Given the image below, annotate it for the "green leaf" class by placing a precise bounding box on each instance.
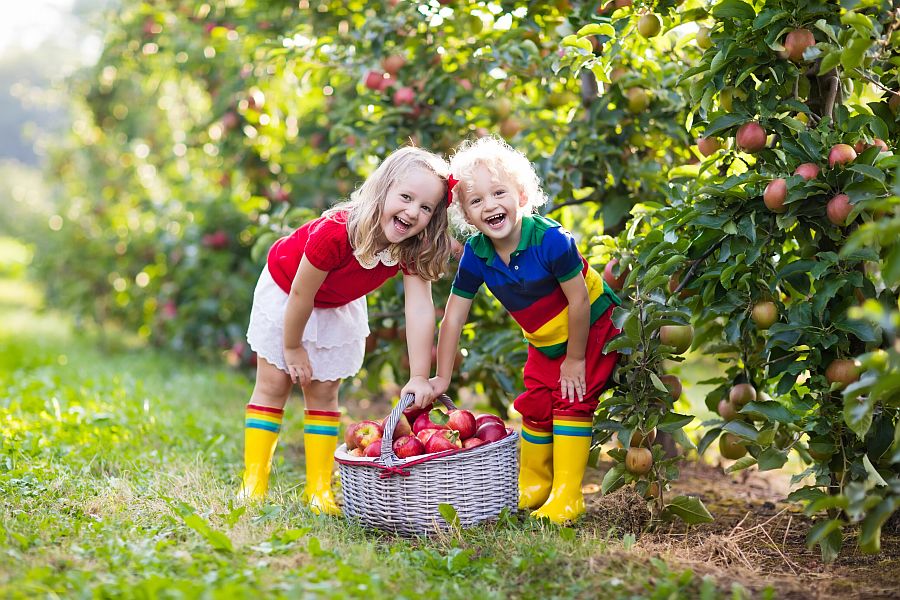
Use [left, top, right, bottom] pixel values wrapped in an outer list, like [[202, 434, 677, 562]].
[[577, 23, 616, 38], [725, 455, 757, 473], [840, 36, 871, 71], [861, 454, 889, 487], [848, 164, 886, 184], [859, 496, 899, 554], [723, 420, 759, 442], [712, 0, 756, 20], [438, 503, 460, 527], [658, 412, 695, 432], [806, 519, 843, 563], [703, 113, 747, 138], [739, 401, 796, 424], [757, 447, 789, 471], [818, 50, 841, 75], [662, 495, 715, 524], [649, 372, 668, 394], [601, 463, 627, 495], [843, 395, 874, 438]]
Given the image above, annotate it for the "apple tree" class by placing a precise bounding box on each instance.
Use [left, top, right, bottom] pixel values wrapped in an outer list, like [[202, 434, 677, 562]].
[[600, 0, 899, 558]]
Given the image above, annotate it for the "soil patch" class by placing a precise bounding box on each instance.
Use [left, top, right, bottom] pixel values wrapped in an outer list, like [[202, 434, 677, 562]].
[[584, 459, 900, 599]]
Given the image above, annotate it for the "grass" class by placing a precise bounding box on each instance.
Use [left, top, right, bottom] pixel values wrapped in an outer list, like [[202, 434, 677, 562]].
[[0, 238, 764, 599]]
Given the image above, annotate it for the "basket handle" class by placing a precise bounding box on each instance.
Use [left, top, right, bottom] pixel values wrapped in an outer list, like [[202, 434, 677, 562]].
[[380, 393, 457, 466]]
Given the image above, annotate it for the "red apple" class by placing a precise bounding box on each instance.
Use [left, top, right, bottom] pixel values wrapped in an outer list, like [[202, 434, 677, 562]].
[[735, 122, 767, 153], [416, 428, 443, 445], [828, 144, 857, 168], [413, 411, 448, 435], [364, 70, 385, 91], [348, 447, 364, 457], [381, 54, 406, 75], [475, 414, 505, 429], [603, 259, 629, 291], [392, 434, 425, 458], [425, 431, 462, 453], [377, 75, 396, 91], [393, 86, 415, 106], [783, 28, 815, 63], [344, 422, 362, 450], [763, 178, 787, 213], [353, 420, 383, 450], [475, 421, 507, 443], [463, 438, 486, 449], [697, 137, 721, 157], [794, 163, 819, 181], [403, 401, 433, 426], [380, 413, 412, 439], [827, 193, 853, 226], [364, 438, 383, 458], [447, 409, 477, 440]]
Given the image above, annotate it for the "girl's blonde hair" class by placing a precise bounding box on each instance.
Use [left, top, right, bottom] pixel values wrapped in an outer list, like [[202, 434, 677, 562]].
[[324, 146, 452, 281], [448, 135, 548, 234]]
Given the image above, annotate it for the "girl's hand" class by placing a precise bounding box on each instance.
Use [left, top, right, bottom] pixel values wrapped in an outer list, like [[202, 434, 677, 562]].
[[284, 346, 313, 386], [559, 357, 586, 403], [402, 376, 435, 408], [429, 375, 451, 397]]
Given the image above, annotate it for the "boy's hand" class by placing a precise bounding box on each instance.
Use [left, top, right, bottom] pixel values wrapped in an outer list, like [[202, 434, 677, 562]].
[[284, 346, 313, 386], [429, 375, 451, 397], [402, 376, 435, 408], [559, 357, 586, 402]]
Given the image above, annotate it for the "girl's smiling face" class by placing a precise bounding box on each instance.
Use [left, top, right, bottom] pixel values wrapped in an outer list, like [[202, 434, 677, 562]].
[[379, 167, 444, 246]]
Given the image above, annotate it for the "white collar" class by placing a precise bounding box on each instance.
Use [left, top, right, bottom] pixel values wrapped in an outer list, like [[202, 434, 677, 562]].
[[356, 246, 399, 269]]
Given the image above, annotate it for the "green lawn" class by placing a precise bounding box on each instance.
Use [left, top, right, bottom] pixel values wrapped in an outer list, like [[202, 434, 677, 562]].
[[0, 239, 761, 599]]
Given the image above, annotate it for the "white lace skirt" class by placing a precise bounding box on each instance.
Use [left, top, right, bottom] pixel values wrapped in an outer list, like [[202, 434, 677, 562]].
[[246, 265, 370, 381]]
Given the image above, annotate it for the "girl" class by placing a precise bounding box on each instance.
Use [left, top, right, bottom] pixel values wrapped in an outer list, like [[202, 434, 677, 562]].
[[242, 146, 452, 515], [431, 136, 620, 524]]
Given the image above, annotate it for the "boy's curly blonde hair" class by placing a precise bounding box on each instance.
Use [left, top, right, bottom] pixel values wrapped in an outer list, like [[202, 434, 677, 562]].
[[448, 135, 548, 235]]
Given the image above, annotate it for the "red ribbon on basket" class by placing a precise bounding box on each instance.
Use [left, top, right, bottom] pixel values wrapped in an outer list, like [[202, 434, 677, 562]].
[[378, 466, 411, 478]]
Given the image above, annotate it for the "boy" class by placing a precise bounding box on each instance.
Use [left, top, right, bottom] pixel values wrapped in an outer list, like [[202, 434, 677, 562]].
[[430, 137, 620, 523]]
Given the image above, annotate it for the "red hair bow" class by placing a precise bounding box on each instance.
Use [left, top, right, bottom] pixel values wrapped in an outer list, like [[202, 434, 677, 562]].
[[447, 174, 459, 206]]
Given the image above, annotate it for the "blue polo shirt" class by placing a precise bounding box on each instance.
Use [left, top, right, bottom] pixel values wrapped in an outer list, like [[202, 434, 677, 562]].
[[450, 215, 619, 358]]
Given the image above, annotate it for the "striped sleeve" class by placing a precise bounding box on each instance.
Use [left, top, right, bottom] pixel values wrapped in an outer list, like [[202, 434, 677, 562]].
[[542, 226, 584, 283], [450, 242, 484, 299]]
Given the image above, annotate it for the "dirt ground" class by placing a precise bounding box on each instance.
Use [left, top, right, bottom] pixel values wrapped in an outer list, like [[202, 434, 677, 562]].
[[342, 395, 898, 599], [582, 459, 900, 600]]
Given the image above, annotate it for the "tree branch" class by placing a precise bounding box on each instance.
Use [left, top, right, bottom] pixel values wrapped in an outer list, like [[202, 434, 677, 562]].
[[673, 235, 728, 295]]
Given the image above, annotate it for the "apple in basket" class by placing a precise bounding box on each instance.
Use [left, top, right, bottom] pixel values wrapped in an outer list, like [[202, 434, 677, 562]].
[[352, 420, 383, 451], [416, 428, 447, 445], [412, 411, 448, 435], [447, 409, 477, 440], [403, 401, 433, 426], [344, 422, 362, 450], [475, 421, 507, 443], [393, 434, 426, 458], [380, 413, 412, 439], [463, 437, 486, 449], [348, 447, 364, 457], [424, 430, 462, 453], [475, 414, 505, 430], [364, 438, 383, 458]]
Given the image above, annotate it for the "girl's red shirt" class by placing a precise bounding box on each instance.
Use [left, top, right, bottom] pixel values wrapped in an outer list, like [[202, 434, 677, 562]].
[[266, 212, 406, 308]]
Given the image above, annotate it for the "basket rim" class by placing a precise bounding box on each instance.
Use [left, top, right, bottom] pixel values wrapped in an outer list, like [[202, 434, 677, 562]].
[[335, 428, 518, 469]]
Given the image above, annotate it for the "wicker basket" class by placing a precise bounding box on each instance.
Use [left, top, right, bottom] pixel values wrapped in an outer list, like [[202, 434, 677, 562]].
[[335, 394, 518, 536]]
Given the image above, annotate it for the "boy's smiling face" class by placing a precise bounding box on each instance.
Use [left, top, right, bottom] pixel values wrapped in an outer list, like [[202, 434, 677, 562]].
[[460, 164, 529, 251]]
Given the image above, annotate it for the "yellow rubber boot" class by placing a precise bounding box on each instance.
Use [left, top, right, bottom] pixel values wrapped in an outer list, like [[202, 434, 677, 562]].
[[302, 410, 341, 516], [531, 413, 592, 524], [239, 403, 284, 500], [518, 424, 553, 509]]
